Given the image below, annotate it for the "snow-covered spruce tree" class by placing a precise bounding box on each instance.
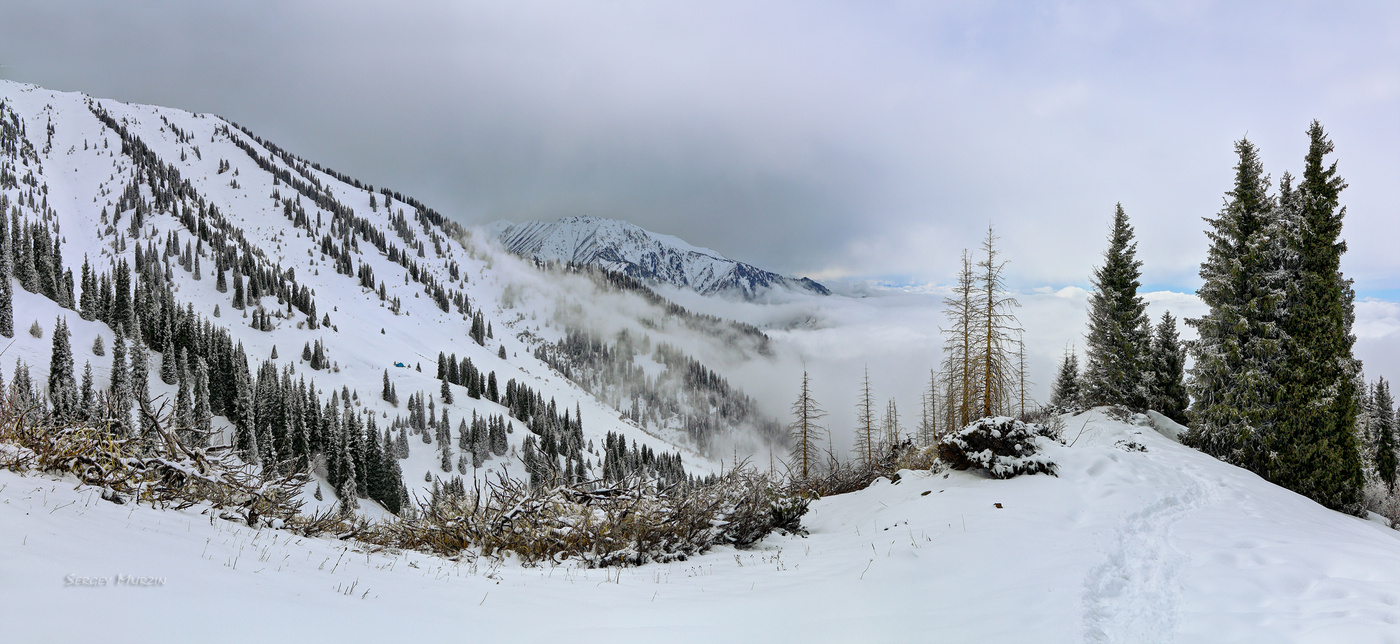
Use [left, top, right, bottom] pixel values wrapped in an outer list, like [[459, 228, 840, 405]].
[[1269, 122, 1365, 512], [108, 330, 131, 432], [789, 370, 826, 479], [79, 361, 95, 421], [939, 417, 1057, 479], [1370, 378, 1397, 494], [0, 221, 11, 338], [1083, 204, 1151, 410], [940, 250, 981, 431], [232, 366, 258, 464], [1184, 138, 1290, 474], [193, 357, 212, 446], [1147, 312, 1189, 425], [1050, 348, 1081, 409], [47, 316, 77, 422]]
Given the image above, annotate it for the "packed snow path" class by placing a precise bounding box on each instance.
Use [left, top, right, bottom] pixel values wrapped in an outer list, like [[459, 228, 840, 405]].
[[3, 410, 1399, 642], [1081, 432, 1213, 642]]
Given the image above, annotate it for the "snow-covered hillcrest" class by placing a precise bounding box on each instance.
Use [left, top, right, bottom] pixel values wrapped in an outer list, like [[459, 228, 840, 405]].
[[0, 79, 796, 514]]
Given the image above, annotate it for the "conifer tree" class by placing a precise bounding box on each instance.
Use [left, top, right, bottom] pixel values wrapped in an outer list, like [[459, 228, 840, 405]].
[[1270, 122, 1364, 512], [1083, 204, 1150, 409], [79, 361, 95, 420], [789, 370, 825, 479], [175, 351, 193, 438], [1185, 138, 1286, 472], [232, 366, 257, 463], [109, 330, 131, 433], [193, 357, 212, 446], [1050, 348, 1081, 409], [1371, 378, 1397, 494], [160, 343, 178, 385], [47, 316, 77, 421], [0, 225, 11, 338], [1147, 312, 1189, 424]]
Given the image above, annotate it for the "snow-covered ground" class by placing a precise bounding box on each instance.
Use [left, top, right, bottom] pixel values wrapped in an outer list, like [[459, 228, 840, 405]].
[[4, 409, 1397, 643]]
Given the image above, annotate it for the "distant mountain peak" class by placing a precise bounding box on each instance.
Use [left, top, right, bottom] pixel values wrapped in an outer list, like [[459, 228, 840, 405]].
[[486, 216, 829, 299]]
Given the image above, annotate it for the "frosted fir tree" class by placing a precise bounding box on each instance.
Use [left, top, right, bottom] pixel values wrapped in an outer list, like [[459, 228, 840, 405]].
[[440, 376, 453, 405], [0, 220, 11, 338], [1050, 348, 1081, 410], [108, 330, 131, 432], [79, 361, 95, 420], [193, 357, 212, 446], [47, 316, 77, 422], [1369, 378, 1397, 494], [1185, 138, 1290, 473], [175, 349, 193, 439], [1083, 204, 1151, 410], [1146, 312, 1189, 424], [1269, 122, 1365, 512], [232, 367, 258, 464]]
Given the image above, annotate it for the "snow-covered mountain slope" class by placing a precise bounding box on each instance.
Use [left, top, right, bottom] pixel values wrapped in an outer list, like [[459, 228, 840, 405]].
[[487, 216, 830, 299], [0, 80, 738, 510], [3, 409, 1397, 642]]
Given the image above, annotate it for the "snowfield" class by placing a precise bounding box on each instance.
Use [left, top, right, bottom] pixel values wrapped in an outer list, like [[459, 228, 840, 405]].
[[4, 409, 1398, 643]]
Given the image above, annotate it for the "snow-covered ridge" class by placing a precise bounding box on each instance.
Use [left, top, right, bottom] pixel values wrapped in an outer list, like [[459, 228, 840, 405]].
[[0, 79, 732, 512], [487, 216, 830, 299]]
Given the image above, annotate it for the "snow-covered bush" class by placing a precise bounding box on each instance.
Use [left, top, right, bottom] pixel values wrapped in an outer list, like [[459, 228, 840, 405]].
[[939, 416, 1058, 479]]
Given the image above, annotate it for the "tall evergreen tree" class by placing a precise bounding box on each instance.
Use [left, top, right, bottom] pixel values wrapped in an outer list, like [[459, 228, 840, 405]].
[[1083, 204, 1151, 409], [193, 357, 212, 447], [48, 316, 77, 421], [1371, 378, 1397, 494], [109, 330, 131, 433], [79, 361, 95, 421], [0, 220, 11, 338], [1185, 138, 1287, 472], [232, 365, 257, 463], [1270, 122, 1365, 512], [1050, 348, 1081, 409], [1147, 312, 1189, 424]]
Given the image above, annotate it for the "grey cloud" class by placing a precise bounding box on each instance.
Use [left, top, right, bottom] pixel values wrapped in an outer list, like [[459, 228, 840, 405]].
[[1, 0, 1396, 292]]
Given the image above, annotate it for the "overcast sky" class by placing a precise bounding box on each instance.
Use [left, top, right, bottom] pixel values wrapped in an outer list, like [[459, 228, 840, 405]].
[[2, 0, 1396, 295]]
